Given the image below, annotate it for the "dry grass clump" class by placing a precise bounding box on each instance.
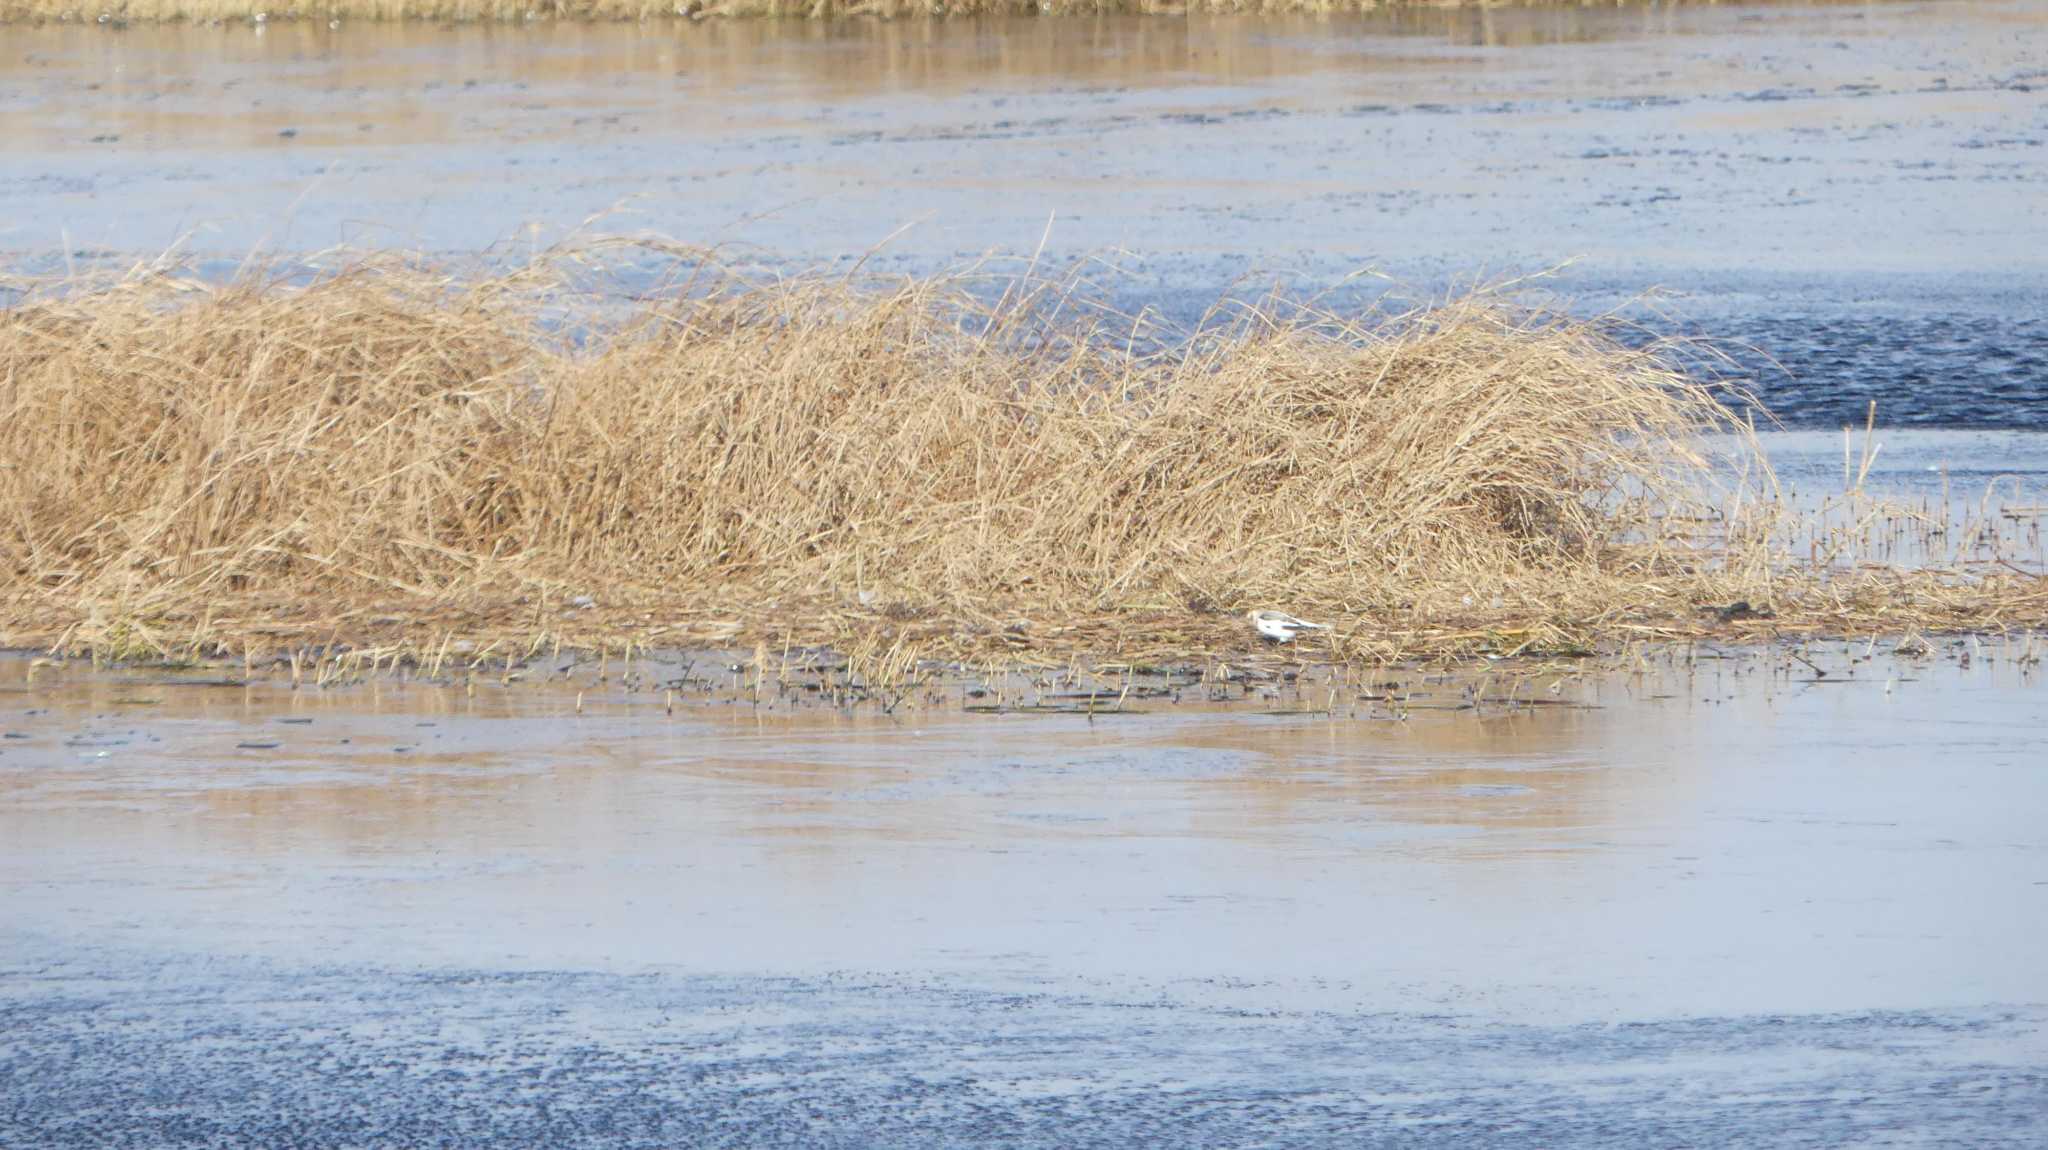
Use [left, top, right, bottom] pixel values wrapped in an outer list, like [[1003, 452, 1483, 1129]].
[[0, 247, 2037, 664]]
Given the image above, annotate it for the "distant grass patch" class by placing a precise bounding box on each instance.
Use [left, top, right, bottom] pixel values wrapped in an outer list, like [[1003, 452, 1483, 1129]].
[[0, 0, 1763, 25]]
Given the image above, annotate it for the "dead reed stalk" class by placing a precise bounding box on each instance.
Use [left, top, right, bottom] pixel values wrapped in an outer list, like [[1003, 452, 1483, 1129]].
[[0, 248, 2038, 662]]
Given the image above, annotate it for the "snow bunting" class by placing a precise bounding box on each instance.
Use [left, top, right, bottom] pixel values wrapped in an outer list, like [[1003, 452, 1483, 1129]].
[[1248, 609, 1327, 643]]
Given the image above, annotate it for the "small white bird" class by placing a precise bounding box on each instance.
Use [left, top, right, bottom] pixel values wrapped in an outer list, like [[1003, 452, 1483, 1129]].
[[1248, 609, 1328, 643]]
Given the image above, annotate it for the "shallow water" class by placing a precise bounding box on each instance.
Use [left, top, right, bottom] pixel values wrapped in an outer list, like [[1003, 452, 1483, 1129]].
[[1712, 428, 2048, 574], [4, 1, 2046, 425], [4, 631, 2047, 1144]]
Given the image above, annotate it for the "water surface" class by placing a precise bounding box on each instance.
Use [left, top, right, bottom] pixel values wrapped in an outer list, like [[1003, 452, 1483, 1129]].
[[4, 1, 2045, 424], [4, 8, 2048, 1142], [4, 629, 2046, 1144]]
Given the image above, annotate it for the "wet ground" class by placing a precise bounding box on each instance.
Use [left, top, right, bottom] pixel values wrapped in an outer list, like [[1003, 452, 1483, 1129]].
[[3, 1, 2046, 425], [5, 621, 2048, 1144]]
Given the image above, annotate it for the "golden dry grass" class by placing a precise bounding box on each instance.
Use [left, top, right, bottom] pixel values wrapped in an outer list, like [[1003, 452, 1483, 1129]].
[[1, 0, 1765, 25], [1, 247, 2041, 667]]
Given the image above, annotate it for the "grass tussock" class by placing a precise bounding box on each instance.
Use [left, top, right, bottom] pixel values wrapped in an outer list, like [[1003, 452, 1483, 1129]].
[[0, 247, 2039, 665], [3, 0, 1752, 25]]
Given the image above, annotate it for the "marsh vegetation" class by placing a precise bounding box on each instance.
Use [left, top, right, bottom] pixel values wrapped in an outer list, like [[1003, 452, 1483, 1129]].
[[2, 245, 2040, 669]]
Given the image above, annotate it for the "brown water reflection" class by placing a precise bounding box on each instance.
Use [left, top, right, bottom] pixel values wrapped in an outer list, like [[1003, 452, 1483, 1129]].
[[4, 638, 2043, 1021], [11, 6, 1747, 99], [1, 3, 2003, 152]]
